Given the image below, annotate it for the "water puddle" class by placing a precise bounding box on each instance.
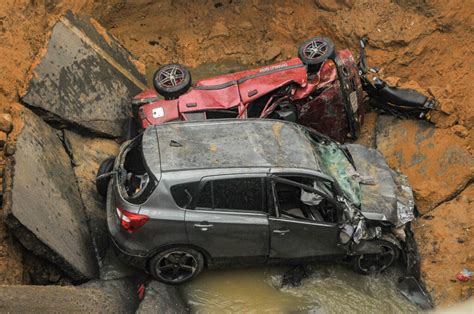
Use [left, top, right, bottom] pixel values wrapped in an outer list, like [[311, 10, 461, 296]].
[[182, 265, 419, 313]]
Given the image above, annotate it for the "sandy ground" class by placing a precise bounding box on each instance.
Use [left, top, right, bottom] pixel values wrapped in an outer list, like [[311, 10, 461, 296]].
[[0, 0, 472, 307]]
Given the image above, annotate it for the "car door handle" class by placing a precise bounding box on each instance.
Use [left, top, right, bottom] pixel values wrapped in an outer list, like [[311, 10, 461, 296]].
[[273, 229, 290, 235], [194, 223, 214, 231]]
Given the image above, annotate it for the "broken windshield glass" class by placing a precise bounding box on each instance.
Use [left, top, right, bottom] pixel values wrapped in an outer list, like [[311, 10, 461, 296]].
[[312, 141, 361, 207]]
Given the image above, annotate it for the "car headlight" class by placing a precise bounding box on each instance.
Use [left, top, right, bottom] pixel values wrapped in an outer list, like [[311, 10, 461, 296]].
[[352, 220, 366, 244], [397, 201, 414, 225], [339, 224, 354, 244]]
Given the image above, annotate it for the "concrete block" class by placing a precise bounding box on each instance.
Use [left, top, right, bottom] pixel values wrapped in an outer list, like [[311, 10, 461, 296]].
[[22, 11, 146, 138], [63, 130, 119, 260], [3, 108, 99, 280]]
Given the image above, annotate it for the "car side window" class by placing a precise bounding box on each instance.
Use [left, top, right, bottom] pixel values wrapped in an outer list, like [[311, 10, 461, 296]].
[[195, 177, 264, 212], [271, 176, 338, 223], [196, 182, 213, 208], [170, 182, 199, 208]]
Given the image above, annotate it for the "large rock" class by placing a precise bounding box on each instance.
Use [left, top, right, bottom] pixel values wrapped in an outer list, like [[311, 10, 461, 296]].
[[137, 280, 189, 313], [2, 108, 98, 280], [63, 130, 119, 260], [376, 116, 474, 213], [21, 11, 146, 138], [413, 185, 474, 306]]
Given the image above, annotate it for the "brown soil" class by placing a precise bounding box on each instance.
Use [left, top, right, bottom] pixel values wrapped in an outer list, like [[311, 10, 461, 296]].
[[0, 0, 472, 307]]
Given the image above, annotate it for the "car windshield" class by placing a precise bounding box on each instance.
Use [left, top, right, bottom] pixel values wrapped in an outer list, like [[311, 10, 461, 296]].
[[305, 133, 361, 207]]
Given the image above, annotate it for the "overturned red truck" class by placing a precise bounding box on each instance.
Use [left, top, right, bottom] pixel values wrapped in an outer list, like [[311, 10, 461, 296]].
[[127, 37, 435, 143], [130, 37, 361, 142]]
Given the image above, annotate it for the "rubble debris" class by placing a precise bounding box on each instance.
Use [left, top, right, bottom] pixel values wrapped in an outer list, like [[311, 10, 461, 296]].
[[80, 275, 146, 313], [0, 113, 13, 133], [0, 131, 6, 147], [99, 247, 137, 281], [3, 108, 99, 281], [281, 265, 313, 287], [456, 269, 472, 282], [3, 142, 15, 156], [63, 130, 119, 260], [21, 11, 146, 138], [137, 280, 189, 314], [397, 276, 433, 310]]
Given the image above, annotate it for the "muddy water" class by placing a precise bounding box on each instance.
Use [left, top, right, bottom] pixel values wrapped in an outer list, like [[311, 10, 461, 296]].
[[182, 265, 419, 313]]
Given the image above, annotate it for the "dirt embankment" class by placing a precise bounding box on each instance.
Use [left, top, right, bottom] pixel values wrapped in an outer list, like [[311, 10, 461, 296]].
[[0, 0, 472, 307]]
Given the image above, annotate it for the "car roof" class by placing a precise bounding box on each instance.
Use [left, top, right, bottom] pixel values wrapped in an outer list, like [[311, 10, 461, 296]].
[[143, 119, 321, 173]]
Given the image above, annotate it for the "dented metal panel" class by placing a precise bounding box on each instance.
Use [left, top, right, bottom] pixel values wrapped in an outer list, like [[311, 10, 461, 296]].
[[149, 120, 320, 172], [346, 144, 414, 226]]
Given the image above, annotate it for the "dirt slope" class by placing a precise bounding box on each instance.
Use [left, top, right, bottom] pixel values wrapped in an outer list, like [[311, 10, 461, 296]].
[[0, 0, 472, 307]]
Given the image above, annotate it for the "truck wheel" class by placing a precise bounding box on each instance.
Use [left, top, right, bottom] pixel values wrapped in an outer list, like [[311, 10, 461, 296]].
[[298, 36, 336, 72], [149, 247, 204, 284], [352, 240, 399, 275], [96, 157, 115, 197], [152, 64, 192, 99]]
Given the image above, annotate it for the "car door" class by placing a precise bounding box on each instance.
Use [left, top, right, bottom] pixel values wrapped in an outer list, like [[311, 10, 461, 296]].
[[185, 175, 269, 263], [267, 175, 344, 259]]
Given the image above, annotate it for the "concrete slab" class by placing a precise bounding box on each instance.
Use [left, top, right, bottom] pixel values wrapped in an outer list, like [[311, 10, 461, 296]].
[[137, 280, 189, 314], [63, 130, 119, 261], [22, 11, 146, 138], [3, 108, 99, 281], [0, 277, 142, 312]]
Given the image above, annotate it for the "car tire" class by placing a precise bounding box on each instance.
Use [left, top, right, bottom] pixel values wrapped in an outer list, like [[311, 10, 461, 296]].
[[96, 157, 115, 197], [152, 64, 192, 99], [298, 36, 336, 72], [352, 240, 399, 275], [149, 247, 205, 285]]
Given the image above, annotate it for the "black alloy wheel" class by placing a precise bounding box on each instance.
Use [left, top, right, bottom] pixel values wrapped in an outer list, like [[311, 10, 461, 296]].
[[152, 64, 192, 99], [150, 247, 204, 284], [298, 36, 336, 71], [352, 240, 399, 275]]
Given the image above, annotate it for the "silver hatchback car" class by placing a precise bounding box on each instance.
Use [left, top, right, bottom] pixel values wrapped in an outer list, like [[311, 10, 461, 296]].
[[105, 119, 416, 284]]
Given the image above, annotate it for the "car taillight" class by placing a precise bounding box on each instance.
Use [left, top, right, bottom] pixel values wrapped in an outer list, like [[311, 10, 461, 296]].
[[116, 207, 149, 233]]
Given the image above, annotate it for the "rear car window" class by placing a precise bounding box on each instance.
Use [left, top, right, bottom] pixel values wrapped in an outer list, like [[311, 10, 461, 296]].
[[118, 134, 158, 205], [196, 178, 264, 212]]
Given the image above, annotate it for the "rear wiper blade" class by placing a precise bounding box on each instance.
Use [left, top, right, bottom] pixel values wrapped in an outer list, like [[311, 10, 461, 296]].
[[96, 171, 117, 180]]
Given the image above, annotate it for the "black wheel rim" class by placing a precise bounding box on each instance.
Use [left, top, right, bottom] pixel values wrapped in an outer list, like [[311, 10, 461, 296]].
[[358, 245, 396, 274], [303, 39, 328, 59], [156, 251, 197, 282], [158, 65, 186, 88]]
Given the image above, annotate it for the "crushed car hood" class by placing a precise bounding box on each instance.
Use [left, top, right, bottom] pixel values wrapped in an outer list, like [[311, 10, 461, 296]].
[[345, 144, 415, 227]]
